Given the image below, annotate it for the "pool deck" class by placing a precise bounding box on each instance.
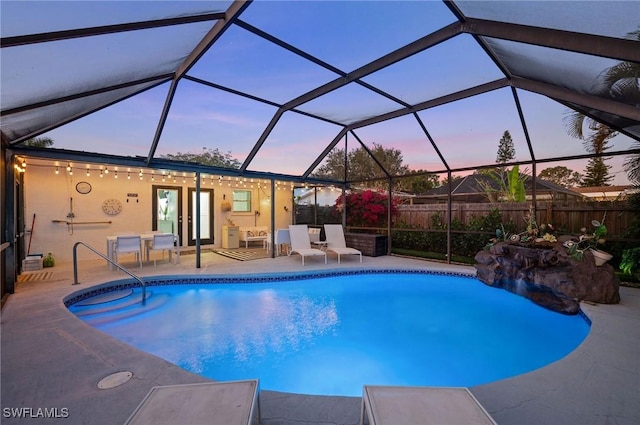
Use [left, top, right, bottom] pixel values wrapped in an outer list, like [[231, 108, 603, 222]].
[[2, 251, 639, 425]]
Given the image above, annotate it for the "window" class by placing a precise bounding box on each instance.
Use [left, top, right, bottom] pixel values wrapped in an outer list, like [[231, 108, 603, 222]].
[[232, 190, 252, 212]]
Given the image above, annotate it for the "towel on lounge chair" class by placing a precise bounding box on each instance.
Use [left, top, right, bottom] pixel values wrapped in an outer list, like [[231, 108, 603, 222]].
[[288, 225, 327, 265]]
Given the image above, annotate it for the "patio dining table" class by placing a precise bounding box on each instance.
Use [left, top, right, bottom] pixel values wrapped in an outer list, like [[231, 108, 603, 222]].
[[106, 233, 179, 269]]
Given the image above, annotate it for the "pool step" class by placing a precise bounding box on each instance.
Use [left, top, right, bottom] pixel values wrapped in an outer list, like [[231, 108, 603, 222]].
[[71, 291, 169, 326]]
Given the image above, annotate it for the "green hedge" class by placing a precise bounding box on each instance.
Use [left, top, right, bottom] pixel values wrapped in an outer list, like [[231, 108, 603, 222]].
[[392, 208, 518, 259]]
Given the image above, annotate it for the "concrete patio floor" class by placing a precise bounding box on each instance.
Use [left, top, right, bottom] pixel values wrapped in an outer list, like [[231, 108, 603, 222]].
[[1, 250, 639, 424]]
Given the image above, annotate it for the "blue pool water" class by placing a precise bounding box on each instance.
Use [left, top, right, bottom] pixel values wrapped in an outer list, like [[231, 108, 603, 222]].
[[69, 272, 590, 396]]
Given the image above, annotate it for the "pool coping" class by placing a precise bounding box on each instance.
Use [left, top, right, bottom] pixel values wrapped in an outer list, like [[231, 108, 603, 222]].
[[2, 255, 639, 425], [63, 267, 478, 306]]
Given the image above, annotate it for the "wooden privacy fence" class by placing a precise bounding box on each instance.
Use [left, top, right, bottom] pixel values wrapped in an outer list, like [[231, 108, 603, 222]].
[[396, 201, 634, 237]]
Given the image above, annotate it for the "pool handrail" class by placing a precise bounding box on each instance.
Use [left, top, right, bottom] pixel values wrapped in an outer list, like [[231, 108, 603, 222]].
[[73, 241, 146, 305]]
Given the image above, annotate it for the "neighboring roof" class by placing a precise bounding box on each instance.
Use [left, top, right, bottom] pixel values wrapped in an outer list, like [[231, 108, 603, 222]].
[[572, 185, 634, 194], [2, 1, 639, 184], [573, 185, 635, 200], [417, 174, 584, 200]]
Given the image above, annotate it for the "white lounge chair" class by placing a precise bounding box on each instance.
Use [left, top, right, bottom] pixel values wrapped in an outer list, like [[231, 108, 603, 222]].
[[288, 225, 327, 265], [360, 385, 496, 425], [324, 224, 362, 263], [125, 379, 260, 425]]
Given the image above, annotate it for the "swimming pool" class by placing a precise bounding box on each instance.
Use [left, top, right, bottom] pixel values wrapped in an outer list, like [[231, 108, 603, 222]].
[[67, 270, 590, 396]]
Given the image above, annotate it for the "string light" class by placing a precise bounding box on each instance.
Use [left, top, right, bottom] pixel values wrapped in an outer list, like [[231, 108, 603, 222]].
[[14, 157, 26, 173], [40, 162, 309, 197]]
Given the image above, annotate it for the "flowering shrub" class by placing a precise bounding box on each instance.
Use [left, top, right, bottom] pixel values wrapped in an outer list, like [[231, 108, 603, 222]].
[[334, 190, 399, 228]]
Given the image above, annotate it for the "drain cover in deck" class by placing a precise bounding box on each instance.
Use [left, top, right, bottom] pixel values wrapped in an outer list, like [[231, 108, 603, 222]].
[[98, 371, 133, 389]]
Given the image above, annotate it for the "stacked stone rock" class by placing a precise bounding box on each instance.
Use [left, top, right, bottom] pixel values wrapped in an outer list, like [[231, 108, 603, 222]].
[[474, 239, 620, 315]]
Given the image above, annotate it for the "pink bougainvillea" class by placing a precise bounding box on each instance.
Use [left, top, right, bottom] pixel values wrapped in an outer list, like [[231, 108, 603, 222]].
[[334, 190, 399, 228]]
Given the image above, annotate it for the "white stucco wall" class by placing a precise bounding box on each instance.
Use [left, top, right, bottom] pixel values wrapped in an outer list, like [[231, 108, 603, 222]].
[[23, 161, 293, 263]]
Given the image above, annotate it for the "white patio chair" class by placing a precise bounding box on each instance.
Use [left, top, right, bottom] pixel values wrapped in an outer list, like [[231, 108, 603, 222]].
[[265, 229, 292, 256], [150, 233, 175, 266], [288, 225, 326, 265], [324, 224, 362, 263], [114, 235, 142, 268]]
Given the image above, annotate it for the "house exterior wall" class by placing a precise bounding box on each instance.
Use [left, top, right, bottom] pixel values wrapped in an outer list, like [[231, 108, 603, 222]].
[[296, 187, 341, 206], [23, 162, 293, 263]]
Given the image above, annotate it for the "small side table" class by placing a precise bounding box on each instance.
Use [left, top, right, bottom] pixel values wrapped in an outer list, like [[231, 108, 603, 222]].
[[311, 241, 328, 251]]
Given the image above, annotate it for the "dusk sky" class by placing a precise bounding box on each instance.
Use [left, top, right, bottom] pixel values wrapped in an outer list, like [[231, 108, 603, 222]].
[[6, 0, 634, 185]]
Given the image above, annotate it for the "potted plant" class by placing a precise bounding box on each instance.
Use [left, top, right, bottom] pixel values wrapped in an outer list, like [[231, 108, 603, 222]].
[[503, 207, 556, 247], [567, 216, 612, 265], [43, 252, 55, 267]]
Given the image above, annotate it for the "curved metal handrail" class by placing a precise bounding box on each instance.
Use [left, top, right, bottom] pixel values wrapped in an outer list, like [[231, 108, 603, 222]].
[[73, 241, 146, 305]]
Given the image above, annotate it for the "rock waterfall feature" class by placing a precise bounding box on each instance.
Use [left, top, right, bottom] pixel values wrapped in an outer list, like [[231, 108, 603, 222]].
[[475, 241, 620, 315]]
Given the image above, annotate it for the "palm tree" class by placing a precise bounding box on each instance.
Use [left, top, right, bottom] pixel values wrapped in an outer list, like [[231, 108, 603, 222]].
[[563, 28, 639, 186], [624, 141, 640, 185], [599, 29, 640, 105], [22, 136, 54, 148]]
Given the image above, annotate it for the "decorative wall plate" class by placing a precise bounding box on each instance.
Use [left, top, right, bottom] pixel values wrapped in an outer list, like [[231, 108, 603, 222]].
[[75, 181, 92, 194], [102, 198, 122, 215]]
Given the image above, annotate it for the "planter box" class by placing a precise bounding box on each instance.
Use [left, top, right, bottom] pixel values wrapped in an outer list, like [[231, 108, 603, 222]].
[[344, 233, 388, 257]]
